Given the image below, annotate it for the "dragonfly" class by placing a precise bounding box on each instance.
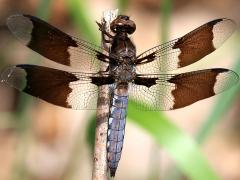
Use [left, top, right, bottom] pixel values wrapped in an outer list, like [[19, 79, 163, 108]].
[[1, 14, 239, 177]]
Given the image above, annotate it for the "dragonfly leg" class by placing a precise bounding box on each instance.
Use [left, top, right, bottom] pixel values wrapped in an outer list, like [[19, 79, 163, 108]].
[[97, 65, 110, 74], [96, 21, 114, 43]]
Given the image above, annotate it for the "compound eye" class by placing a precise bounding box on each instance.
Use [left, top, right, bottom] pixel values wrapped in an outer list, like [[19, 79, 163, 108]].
[[110, 17, 136, 34], [126, 23, 136, 34]]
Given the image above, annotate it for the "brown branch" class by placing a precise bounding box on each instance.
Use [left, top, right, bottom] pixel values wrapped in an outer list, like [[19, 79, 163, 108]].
[[92, 10, 118, 180]]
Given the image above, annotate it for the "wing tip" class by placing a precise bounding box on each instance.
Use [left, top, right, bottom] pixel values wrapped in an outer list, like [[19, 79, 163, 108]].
[[210, 18, 237, 49], [0, 65, 27, 90], [6, 14, 33, 45], [208, 18, 236, 27], [1, 65, 15, 82], [213, 68, 239, 94], [7, 14, 24, 28]]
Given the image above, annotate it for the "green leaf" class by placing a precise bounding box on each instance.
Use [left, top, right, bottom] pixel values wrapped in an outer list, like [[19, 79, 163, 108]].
[[86, 115, 96, 152], [197, 57, 240, 143], [128, 100, 219, 180], [117, 0, 129, 14], [35, 0, 53, 19], [65, 0, 99, 43], [160, 0, 172, 43]]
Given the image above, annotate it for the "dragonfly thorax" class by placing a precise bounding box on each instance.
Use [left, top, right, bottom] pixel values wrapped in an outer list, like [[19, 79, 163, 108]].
[[111, 62, 136, 83]]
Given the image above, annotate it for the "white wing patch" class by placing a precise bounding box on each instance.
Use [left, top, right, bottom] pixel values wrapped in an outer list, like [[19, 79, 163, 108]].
[[212, 19, 236, 48]]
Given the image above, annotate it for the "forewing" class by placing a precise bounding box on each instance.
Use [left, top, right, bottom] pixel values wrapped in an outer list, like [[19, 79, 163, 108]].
[[130, 68, 239, 110], [136, 18, 236, 73], [7, 14, 109, 73], [0, 65, 114, 110]]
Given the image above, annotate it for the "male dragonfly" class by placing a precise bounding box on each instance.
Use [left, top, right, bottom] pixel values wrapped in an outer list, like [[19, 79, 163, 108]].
[[1, 14, 239, 177]]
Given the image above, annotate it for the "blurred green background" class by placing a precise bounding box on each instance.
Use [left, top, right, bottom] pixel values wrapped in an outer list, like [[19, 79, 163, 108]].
[[0, 0, 239, 179]]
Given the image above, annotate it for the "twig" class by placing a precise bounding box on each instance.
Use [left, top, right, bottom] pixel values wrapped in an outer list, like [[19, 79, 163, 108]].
[[92, 10, 118, 180]]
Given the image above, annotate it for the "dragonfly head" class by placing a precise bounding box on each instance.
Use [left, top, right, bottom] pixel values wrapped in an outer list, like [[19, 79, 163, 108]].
[[110, 15, 136, 34]]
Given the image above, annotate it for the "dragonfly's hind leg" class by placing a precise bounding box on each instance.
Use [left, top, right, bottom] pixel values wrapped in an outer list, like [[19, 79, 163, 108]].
[[97, 65, 110, 75]]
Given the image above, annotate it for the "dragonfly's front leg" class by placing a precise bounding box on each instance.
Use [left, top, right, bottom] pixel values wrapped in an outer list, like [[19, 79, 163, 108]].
[[96, 21, 114, 43]]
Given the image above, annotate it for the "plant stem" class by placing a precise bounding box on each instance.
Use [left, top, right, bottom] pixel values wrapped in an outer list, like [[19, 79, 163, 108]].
[[92, 10, 118, 180]]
